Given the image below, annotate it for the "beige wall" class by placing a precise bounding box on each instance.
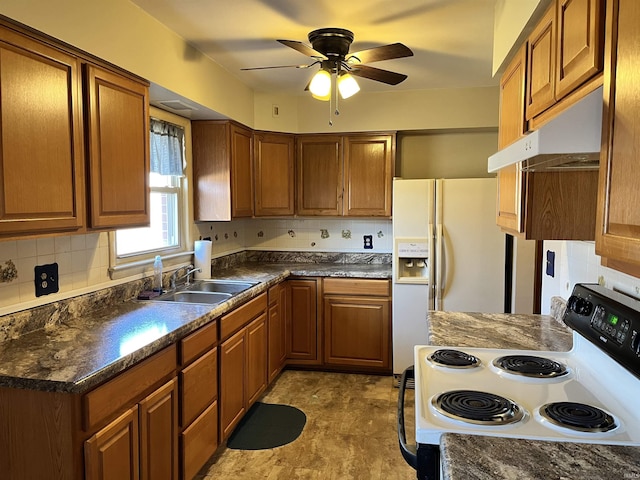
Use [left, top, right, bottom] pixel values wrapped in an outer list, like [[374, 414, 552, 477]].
[[255, 86, 500, 133], [398, 129, 498, 179], [492, 0, 549, 75]]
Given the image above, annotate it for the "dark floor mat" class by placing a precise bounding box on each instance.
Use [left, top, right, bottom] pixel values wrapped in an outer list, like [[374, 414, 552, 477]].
[[227, 402, 306, 450]]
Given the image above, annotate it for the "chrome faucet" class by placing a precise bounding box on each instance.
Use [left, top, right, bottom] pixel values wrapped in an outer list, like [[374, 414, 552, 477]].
[[169, 265, 201, 289]]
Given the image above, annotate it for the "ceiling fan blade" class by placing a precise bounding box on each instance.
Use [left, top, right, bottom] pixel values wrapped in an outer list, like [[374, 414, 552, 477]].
[[277, 39, 328, 59], [347, 43, 413, 64], [349, 64, 408, 85], [241, 63, 314, 71]]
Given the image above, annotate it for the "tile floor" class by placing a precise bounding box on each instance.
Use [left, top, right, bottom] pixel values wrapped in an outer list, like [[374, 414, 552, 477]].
[[197, 369, 417, 480]]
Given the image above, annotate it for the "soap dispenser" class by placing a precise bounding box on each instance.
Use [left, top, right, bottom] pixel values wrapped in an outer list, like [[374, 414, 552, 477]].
[[153, 255, 163, 292]]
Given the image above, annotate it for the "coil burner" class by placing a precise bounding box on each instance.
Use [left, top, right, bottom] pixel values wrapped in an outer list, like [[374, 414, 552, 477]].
[[428, 349, 481, 369]]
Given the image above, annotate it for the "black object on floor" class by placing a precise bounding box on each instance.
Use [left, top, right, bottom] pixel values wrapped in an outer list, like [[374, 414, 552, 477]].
[[227, 402, 306, 450]]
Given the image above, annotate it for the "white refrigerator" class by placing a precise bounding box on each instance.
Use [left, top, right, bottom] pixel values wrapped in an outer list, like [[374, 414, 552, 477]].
[[392, 178, 506, 378]]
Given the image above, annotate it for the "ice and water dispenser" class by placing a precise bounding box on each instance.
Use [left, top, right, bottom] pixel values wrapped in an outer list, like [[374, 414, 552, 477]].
[[394, 238, 429, 283]]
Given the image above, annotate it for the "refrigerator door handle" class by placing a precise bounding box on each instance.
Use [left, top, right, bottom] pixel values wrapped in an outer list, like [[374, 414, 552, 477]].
[[428, 223, 435, 310], [435, 224, 443, 310]]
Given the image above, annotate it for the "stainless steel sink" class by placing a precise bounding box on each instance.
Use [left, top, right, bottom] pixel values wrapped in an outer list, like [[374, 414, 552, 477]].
[[151, 279, 258, 305], [185, 279, 257, 294], [155, 291, 233, 304]]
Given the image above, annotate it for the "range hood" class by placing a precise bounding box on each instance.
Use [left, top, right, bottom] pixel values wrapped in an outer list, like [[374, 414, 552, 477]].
[[488, 86, 603, 173]]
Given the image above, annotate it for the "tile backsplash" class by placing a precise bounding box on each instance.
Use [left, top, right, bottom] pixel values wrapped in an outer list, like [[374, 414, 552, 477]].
[[541, 240, 640, 314], [0, 233, 110, 311], [1, 218, 391, 312]]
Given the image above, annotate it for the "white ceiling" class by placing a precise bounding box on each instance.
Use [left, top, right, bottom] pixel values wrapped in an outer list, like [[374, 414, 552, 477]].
[[132, 0, 499, 97]]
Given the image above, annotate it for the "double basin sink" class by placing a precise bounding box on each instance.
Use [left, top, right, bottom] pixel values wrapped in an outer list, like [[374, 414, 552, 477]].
[[152, 279, 258, 306]]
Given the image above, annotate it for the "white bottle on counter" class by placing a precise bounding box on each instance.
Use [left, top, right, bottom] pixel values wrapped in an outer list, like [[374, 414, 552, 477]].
[[153, 255, 163, 292]]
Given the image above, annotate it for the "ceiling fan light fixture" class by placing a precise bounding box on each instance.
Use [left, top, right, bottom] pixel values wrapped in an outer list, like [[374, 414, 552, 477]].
[[338, 73, 360, 99], [309, 69, 331, 97]]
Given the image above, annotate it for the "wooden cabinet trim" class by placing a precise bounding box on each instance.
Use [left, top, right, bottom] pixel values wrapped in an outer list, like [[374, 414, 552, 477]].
[[83, 344, 176, 431], [179, 320, 218, 365]]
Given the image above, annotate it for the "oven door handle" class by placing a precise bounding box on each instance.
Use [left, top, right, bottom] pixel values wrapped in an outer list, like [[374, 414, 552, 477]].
[[397, 365, 418, 470]]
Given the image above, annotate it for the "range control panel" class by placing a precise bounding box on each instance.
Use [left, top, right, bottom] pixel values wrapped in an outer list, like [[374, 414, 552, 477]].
[[564, 283, 640, 379]]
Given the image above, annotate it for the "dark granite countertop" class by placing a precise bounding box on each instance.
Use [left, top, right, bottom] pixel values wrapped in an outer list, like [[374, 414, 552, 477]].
[[427, 310, 640, 480], [0, 261, 390, 394]]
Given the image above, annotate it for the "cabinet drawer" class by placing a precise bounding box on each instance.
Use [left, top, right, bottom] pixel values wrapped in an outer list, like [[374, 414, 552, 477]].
[[181, 400, 218, 480], [180, 320, 218, 365], [180, 347, 218, 427], [323, 278, 390, 297], [83, 344, 176, 431], [220, 293, 267, 339]]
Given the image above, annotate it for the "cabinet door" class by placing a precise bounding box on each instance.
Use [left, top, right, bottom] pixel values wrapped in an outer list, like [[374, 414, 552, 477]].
[[139, 378, 178, 480], [555, 0, 605, 100], [343, 135, 394, 217], [180, 347, 217, 428], [0, 26, 85, 236], [595, 0, 640, 266], [526, 3, 557, 120], [246, 313, 268, 406], [181, 401, 218, 480], [85, 64, 150, 229], [192, 121, 231, 221], [219, 329, 246, 440], [254, 132, 294, 216], [323, 296, 391, 370], [296, 135, 343, 215], [496, 44, 527, 233], [286, 279, 321, 365], [268, 283, 287, 382], [85, 406, 140, 480], [230, 123, 254, 217]]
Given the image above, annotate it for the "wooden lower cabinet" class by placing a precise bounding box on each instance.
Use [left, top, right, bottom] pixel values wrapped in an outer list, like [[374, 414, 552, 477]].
[[268, 283, 288, 382], [85, 377, 178, 480], [180, 401, 218, 480], [286, 278, 321, 365], [85, 406, 140, 480], [219, 293, 268, 441], [322, 279, 392, 372], [323, 296, 391, 370], [220, 328, 246, 440]]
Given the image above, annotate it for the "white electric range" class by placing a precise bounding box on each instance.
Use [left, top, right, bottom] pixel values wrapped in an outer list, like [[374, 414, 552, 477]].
[[398, 284, 640, 480]]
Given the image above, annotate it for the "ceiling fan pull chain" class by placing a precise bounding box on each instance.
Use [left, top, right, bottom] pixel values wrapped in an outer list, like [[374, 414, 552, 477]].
[[328, 85, 333, 126]]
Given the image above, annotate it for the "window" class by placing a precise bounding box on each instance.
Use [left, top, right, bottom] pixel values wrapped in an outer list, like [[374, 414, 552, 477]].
[[109, 107, 193, 278]]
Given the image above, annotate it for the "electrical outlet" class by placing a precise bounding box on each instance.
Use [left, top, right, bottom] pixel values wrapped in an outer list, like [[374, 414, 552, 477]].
[[363, 235, 373, 250], [545, 250, 555, 277], [34, 262, 59, 297]]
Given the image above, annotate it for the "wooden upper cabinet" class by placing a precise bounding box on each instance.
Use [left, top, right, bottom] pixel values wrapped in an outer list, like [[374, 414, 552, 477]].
[[496, 44, 527, 233], [526, 0, 605, 123], [555, 0, 605, 101], [193, 121, 253, 221], [254, 132, 294, 216], [526, 3, 557, 120], [596, 0, 640, 269], [343, 135, 394, 217], [230, 123, 254, 217], [85, 64, 150, 229], [296, 135, 343, 216], [0, 25, 85, 236]]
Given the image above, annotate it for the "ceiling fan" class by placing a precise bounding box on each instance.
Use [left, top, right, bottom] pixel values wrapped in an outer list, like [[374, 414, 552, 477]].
[[241, 28, 414, 99]]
